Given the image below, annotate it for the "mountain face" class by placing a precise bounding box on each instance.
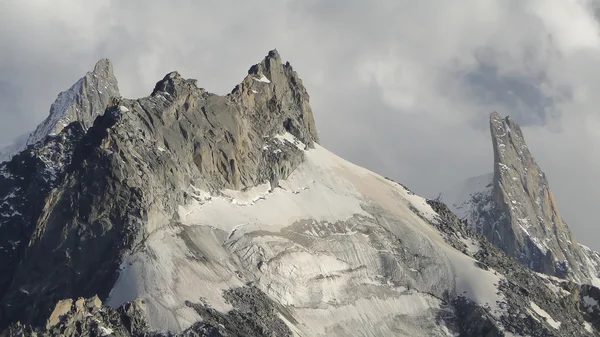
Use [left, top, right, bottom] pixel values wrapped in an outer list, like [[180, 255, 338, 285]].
[[0, 59, 120, 163], [1, 52, 600, 337], [443, 112, 600, 285], [27, 59, 120, 146]]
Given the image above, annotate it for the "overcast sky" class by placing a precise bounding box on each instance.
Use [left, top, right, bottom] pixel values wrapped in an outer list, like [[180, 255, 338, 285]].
[[2, 0, 600, 249]]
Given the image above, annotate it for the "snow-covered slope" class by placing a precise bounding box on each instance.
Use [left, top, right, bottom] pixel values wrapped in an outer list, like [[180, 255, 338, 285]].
[[107, 135, 508, 335]]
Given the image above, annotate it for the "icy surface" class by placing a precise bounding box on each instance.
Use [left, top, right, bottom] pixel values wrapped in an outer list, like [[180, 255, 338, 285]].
[[530, 301, 561, 330], [459, 237, 481, 255], [98, 325, 113, 336], [584, 322, 593, 333], [580, 244, 600, 287], [108, 135, 514, 335]]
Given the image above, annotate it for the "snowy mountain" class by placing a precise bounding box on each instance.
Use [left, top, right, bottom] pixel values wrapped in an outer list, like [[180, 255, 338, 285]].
[[442, 112, 600, 286], [0, 58, 119, 166], [26, 58, 120, 146], [1, 51, 600, 337]]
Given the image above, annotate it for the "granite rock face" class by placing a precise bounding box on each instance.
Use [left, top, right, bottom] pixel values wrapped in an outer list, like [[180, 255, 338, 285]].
[[0, 59, 119, 164], [488, 112, 591, 279], [443, 112, 600, 284], [1, 53, 600, 336], [0, 50, 318, 330], [27, 59, 120, 146], [0, 122, 89, 325]]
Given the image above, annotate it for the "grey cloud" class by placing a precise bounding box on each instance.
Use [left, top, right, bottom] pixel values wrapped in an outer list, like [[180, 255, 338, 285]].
[[465, 62, 551, 125], [460, 48, 571, 128]]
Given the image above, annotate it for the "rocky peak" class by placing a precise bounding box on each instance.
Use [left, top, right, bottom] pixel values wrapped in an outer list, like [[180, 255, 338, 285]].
[[230, 49, 319, 146], [152, 71, 200, 97], [454, 111, 596, 282], [491, 112, 527, 169], [26, 59, 120, 146], [92, 58, 113, 75], [4, 52, 600, 337], [489, 112, 550, 215], [0, 51, 323, 328]]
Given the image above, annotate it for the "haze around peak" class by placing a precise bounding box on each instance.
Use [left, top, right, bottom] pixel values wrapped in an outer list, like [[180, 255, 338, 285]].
[[2, 0, 600, 249]]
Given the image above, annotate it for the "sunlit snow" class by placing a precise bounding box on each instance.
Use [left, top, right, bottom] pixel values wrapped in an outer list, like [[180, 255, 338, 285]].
[[108, 133, 512, 335]]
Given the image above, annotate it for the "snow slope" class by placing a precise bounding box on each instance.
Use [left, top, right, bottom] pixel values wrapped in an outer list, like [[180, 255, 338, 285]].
[[108, 133, 507, 336]]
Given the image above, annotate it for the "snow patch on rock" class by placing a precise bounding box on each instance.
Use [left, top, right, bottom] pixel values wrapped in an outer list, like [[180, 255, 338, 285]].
[[253, 74, 271, 83], [529, 301, 561, 330], [109, 138, 514, 335]]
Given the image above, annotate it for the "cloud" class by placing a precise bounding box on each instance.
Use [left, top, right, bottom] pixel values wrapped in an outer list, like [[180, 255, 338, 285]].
[[1, 0, 600, 248]]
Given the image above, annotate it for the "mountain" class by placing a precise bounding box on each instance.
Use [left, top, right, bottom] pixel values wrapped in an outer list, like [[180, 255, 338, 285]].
[[1, 51, 600, 337], [0, 59, 120, 164], [442, 112, 600, 285], [0, 133, 30, 163], [27, 59, 120, 146]]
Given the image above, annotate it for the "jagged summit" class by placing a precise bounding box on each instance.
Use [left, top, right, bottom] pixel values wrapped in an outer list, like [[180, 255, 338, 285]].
[[490, 111, 539, 185], [0, 51, 323, 329], [151, 71, 199, 97], [26, 58, 120, 146], [92, 58, 113, 75], [444, 112, 600, 284], [0, 59, 119, 164], [246, 49, 283, 78], [489, 111, 579, 274], [232, 49, 319, 145]]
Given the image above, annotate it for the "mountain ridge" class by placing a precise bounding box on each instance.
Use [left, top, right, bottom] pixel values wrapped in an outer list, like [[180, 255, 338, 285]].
[[0, 49, 322, 329], [0, 58, 120, 164], [1, 52, 600, 336], [27, 58, 120, 146]]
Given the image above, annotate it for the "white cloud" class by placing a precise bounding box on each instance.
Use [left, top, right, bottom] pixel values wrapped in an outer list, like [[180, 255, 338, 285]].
[[526, 0, 600, 52], [356, 51, 420, 110]]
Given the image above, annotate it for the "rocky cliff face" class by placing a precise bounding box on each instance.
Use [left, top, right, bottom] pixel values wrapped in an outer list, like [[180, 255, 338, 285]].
[[0, 50, 319, 330], [0, 60, 119, 164], [444, 112, 600, 285], [1, 52, 600, 336], [27, 59, 120, 146]]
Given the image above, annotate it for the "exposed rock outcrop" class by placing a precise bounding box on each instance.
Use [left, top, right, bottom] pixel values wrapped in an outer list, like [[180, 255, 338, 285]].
[[3, 287, 292, 337], [443, 112, 600, 284], [0, 50, 319, 329], [27, 59, 120, 146]]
